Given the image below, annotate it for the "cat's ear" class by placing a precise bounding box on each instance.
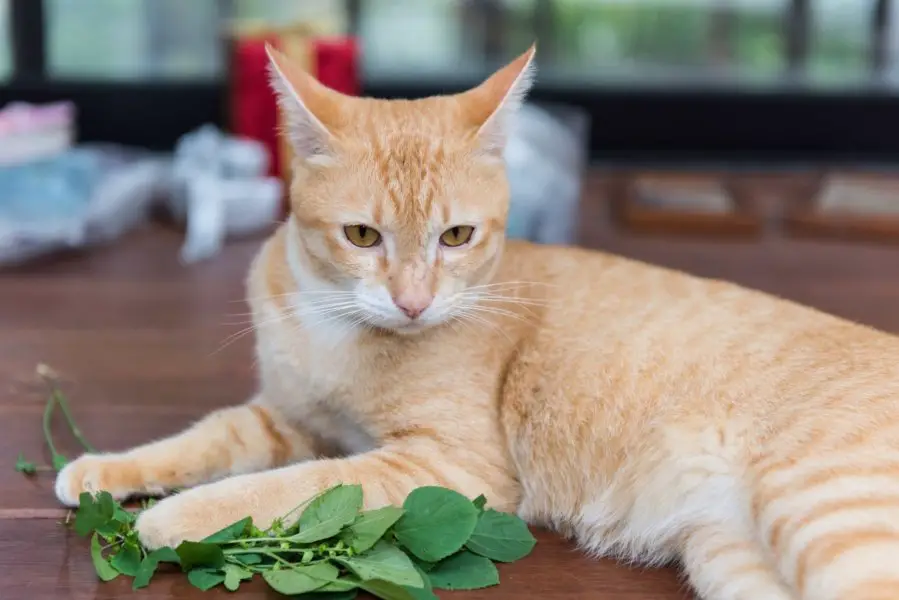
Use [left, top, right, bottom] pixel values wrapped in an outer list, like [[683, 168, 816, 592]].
[[265, 43, 342, 162], [459, 44, 537, 157]]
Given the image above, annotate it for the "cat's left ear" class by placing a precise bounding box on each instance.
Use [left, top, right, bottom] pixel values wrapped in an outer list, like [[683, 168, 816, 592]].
[[459, 44, 537, 157]]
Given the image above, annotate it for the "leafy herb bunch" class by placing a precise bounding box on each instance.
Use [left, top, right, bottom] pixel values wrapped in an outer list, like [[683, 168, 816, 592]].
[[76, 483, 537, 599]]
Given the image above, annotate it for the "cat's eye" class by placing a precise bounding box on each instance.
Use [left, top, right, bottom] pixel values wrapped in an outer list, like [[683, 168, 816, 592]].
[[344, 224, 382, 248], [440, 225, 475, 248]]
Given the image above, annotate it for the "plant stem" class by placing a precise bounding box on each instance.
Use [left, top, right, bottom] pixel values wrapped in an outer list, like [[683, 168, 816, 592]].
[[41, 388, 65, 466], [220, 536, 289, 546], [51, 388, 96, 453], [37, 365, 95, 453]]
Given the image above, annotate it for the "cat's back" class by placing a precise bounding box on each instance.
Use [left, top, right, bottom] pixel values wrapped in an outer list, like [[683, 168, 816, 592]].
[[498, 239, 899, 420]]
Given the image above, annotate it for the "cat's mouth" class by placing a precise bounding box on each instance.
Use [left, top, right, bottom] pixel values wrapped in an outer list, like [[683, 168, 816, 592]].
[[360, 309, 446, 336]]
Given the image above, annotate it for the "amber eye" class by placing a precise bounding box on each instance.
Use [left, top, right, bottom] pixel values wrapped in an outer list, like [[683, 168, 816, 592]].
[[440, 225, 475, 247], [344, 224, 382, 248]]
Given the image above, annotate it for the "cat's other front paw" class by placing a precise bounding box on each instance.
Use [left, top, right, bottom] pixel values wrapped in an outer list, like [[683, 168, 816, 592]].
[[135, 475, 293, 550], [55, 454, 154, 506], [135, 483, 260, 549], [135, 494, 210, 550]]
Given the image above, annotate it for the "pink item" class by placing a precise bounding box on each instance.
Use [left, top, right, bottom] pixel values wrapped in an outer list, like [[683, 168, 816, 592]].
[[0, 101, 76, 166]]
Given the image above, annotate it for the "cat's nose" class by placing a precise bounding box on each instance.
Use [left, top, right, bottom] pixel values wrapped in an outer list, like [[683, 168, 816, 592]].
[[393, 292, 433, 320]]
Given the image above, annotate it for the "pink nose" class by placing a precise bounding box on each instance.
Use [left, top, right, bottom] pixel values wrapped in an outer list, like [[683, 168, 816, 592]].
[[393, 295, 433, 320]]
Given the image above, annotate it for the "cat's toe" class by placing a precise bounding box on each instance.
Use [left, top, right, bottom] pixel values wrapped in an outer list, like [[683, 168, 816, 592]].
[[54, 454, 137, 506]]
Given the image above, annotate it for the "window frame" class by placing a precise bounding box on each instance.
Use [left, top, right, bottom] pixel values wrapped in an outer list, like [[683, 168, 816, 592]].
[[2, 0, 899, 163]]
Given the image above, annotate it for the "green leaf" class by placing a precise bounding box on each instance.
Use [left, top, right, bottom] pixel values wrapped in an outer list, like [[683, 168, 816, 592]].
[[202, 517, 252, 543], [393, 486, 479, 562], [112, 505, 136, 525], [175, 541, 225, 571], [466, 509, 537, 562], [262, 563, 339, 595], [428, 550, 499, 590], [233, 553, 262, 566], [346, 506, 404, 553], [292, 484, 364, 544], [472, 495, 487, 512], [410, 557, 436, 573], [223, 564, 253, 591], [132, 547, 180, 589], [358, 579, 438, 600], [14, 453, 37, 475], [52, 454, 69, 471], [74, 491, 115, 537], [298, 591, 359, 600], [110, 545, 142, 576], [188, 568, 226, 591], [89, 533, 120, 582], [336, 541, 422, 588], [315, 578, 360, 592]]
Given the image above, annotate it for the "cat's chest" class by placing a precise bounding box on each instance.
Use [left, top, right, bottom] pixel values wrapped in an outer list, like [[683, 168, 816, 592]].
[[257, 320, 378, 454]]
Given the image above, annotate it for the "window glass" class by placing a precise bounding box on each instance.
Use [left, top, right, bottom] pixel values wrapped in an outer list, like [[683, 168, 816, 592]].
[[46, 0, 223, 80]]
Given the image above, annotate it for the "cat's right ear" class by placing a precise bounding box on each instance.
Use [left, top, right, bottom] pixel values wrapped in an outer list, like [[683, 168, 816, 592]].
[[265, 43, 340, 162]]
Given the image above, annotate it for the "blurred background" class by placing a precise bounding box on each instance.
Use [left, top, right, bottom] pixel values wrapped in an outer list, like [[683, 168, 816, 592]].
[[3, 0, 899, 272]]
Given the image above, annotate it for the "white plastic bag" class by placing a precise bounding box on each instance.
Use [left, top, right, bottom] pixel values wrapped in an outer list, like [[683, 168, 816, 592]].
[[505, 102, 590, 245]]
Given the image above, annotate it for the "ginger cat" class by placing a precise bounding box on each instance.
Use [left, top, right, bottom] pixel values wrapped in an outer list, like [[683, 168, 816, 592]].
[[56, 45, 899, 600]]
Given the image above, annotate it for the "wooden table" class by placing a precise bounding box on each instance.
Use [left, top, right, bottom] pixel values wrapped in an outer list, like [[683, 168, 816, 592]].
[[3, 191, 899, 598]]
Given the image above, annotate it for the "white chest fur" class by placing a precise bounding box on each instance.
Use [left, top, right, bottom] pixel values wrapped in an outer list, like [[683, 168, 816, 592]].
[[254, 308, 376, 457], [249, 221, 378, 456]]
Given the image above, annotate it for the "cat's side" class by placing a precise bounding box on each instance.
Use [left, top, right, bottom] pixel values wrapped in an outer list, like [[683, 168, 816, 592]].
[[55, 45, 899, 600]]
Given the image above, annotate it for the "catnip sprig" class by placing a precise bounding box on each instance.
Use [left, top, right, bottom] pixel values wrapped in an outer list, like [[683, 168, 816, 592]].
[[16, 364, 94, 475], [15, 371, 539, 597], [74, 484, 538, 598]]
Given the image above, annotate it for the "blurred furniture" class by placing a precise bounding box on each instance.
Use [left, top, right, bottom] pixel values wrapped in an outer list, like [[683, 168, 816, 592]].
[[597, 167, 899, 245], [607, 170, 763, 238], [784, 172, 899, 244]]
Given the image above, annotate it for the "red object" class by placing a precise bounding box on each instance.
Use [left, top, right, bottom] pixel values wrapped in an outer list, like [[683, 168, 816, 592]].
[[313, 37, 360, 96], [230, 36, 282, 179], [229, 35, 360, 216]]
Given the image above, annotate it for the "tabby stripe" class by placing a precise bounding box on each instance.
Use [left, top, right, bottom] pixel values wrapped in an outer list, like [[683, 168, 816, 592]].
[[795, 529, 899, 594], [769, 496, 899, 554], [249, 405, 292, 466]]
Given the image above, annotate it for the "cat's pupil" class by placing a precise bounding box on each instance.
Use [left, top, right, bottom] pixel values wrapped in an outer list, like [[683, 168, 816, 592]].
[[359, 225, 368, 238], [451, 227, 460, 238]]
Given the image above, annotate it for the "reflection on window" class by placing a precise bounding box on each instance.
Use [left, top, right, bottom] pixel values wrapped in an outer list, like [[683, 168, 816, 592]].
[[353, 0, 884, 89], [360, 1, 468, 77], [232, 0, 344, 32], [46, 0, 224, 80], [0, 0, 10, 80], [551, 0, 788, 81], [809, 0, 875, 83]]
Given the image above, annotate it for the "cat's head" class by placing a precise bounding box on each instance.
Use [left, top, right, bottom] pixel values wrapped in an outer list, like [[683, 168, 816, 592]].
[[266, 44, 535, 334]]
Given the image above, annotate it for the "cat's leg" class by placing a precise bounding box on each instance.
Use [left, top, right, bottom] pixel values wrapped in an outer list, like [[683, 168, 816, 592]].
[[55, 397, 322, 506], [681, 522, 794, 600], [134, 439, 516, 549]]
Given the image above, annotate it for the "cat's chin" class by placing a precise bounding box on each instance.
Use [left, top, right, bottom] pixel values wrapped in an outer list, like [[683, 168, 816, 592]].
[[377, 321, 438, 336], [365, 315, 445, 336]]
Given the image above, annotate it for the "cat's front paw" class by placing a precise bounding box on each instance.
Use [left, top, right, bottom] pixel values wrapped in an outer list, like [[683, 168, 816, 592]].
[[135, 493, 211, 550], [135, 481, 262, 549], [55, 454, 154, 506]]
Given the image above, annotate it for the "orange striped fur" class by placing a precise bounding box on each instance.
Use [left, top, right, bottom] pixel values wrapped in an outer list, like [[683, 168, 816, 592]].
[[56, 45, 899, 599]]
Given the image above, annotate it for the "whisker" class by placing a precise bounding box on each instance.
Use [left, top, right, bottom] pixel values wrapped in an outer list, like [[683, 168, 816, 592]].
[[450, 308, 513, 344], [239, 290, 357, 304], [210, 311, 293, 356], [454, 293, 551, 309], [459, 304, 533, 324]]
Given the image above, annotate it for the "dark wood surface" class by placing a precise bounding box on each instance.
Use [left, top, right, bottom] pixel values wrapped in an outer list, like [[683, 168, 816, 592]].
[[3, 175, 899, 598]]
